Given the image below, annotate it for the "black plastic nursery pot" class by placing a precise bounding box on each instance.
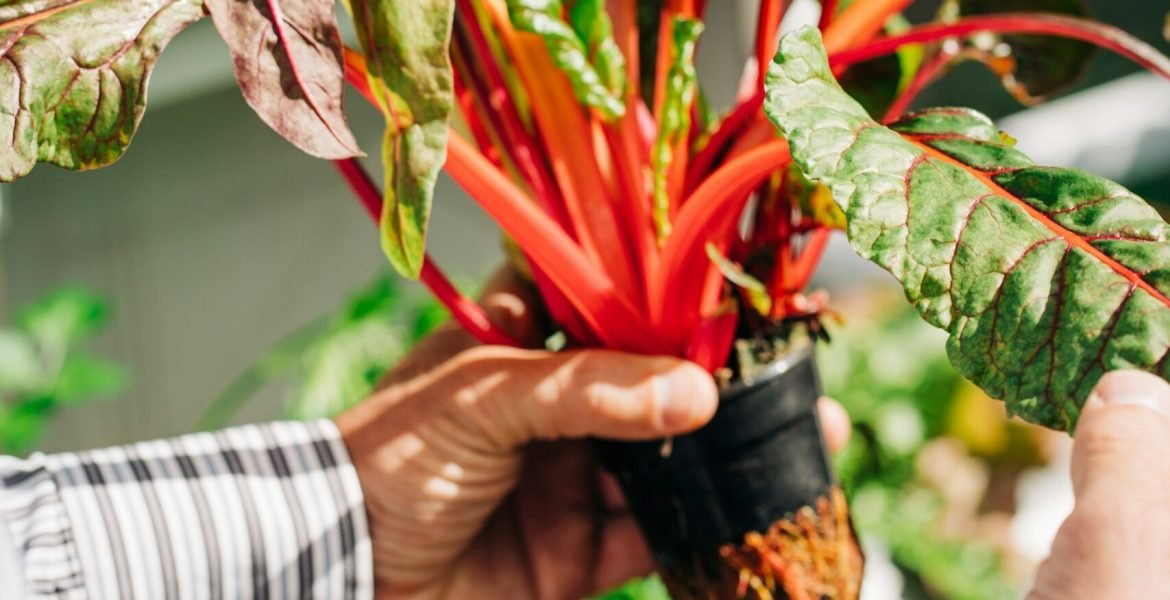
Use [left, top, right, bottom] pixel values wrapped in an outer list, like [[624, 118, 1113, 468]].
[[592, 344, 863, 599]]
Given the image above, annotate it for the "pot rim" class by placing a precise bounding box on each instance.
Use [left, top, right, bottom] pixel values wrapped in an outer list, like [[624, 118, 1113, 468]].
[[720, 340, 815, 397]]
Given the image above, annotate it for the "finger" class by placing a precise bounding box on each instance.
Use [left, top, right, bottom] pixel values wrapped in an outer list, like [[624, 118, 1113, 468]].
[[818, 396, 852, 454], [477, 266, 542, 346], [462, 348, 719, 447], [380, 266, 540, 387], [1071, 370, 1170, 500]]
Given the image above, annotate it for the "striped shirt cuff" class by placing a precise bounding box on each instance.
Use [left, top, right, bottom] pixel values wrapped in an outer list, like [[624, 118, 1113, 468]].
[[0, 420, 373, 599]]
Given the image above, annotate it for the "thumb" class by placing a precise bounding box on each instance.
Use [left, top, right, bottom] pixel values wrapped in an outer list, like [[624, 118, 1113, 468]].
[[462, 348, 719, 447], [1071, 370, 1170, 500]]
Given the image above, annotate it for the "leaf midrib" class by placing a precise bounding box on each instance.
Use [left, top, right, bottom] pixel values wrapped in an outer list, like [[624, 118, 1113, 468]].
[[906, 137, 1170, 311], [0, 0, 97, 32]]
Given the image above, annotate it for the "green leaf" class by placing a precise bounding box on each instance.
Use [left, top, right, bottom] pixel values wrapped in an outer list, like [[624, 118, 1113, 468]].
[[569, 0, 627, 103], [288, 318, 403, 420], [506, 0, 626, 120], [18, 289, 108, 352], [650, 16, 702, 243], [0, 0, 205, 181], [766, 27, 1170, 431], [348, 0, 456, 278], [705, 243, 772, 316], [203, 0, 361, 159], [948, 0, 1095, 103], [0, 331, 43, 393], [0, 400, 48, 456], [591, 575, 672, 600], [53, 354, 127, 403]]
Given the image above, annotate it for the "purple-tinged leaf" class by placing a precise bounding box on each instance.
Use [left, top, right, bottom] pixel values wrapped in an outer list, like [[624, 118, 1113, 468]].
[[204, 0, 360, 159], [767, 28, 1170, 431], [0, 0, 204, 181]]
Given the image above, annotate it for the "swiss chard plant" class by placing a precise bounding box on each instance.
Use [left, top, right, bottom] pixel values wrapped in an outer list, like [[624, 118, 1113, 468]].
[[5, 0, 1170, 434], [8, 0, 1170, 597]]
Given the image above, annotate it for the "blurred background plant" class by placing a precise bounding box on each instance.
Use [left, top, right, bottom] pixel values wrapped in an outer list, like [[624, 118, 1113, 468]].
[[0, 289, 127, 455], [197, 274, 448, 428]]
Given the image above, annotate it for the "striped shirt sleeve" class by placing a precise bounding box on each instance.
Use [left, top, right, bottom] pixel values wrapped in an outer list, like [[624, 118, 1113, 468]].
[[0, 420, 373, 600]]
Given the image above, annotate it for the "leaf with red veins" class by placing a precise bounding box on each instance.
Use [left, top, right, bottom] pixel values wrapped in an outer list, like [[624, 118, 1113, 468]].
[[0, 0, 205, 181], [766, 27, 1170, 431], [205, 0, 360, 159]]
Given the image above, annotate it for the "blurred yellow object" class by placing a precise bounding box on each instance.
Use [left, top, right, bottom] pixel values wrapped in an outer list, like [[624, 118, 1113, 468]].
[[947, 380, 1050, 466], [948, 381, 1009, 456]]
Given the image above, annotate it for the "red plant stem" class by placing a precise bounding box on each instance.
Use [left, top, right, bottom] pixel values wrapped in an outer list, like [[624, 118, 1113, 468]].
[[651, 4, 678, 122], [343, 51, 373, 100], [882, 49, 956, 123], [450, 6, 604, 344], [768, 180, 794, 299], [685, 312, 738, 373], [603, 0, 658, 307], [483, 2, 644, 309], [829, 14, 1170, 82], [653, 140, 792, 345], [754, 174, 782, 247], [332, 158, 522, 347], [452, 68, 502, 167], [684, 91, 764, 194], [821, 0, 911, 55], [756, 0, 787, 90], [605, 118, 658, 307], [344, 46, 654, 350], [818, 0, 841, 31], [446, 133, 666, 354], [790, 227, 831, 293], [451, 1, 571, 232]]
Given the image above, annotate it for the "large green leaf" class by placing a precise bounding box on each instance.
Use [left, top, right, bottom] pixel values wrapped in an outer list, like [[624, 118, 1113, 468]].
[[948, 0, 1095, 103], [204, 0, 360, 159], [765, 27, 1170, 431], [0, 0, 204, 181], [506, 0, 626, 120], [348, 0, 455, 278]]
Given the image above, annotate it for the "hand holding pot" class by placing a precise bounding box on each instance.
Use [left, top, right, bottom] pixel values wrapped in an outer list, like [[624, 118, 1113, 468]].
[[333, 270, 852, 599], [1028, 370, 1170, 599]]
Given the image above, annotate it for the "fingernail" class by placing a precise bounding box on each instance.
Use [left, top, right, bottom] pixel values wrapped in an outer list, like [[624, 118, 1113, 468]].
[[655, 370, 699, 429], [1091, 370, 1170, 418]]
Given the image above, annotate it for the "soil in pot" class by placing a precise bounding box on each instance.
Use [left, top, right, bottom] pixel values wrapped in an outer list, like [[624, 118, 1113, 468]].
[[592, 342, 863, 599]]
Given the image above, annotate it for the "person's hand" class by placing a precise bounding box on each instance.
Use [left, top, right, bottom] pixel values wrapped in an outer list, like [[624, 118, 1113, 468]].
[[334, 270, 852, 599], [1028, 370, 1170, 599]]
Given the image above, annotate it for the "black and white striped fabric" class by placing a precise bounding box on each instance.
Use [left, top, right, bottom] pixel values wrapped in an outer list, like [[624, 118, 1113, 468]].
[[0, 420, 373, 599]]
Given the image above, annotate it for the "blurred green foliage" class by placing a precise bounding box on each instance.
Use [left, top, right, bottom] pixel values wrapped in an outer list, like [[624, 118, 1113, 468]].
[[821, 307, 1025, 600], [592, 576, 671, 600], [0, 289, 127, 455], [200, 275, 447, 428]]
